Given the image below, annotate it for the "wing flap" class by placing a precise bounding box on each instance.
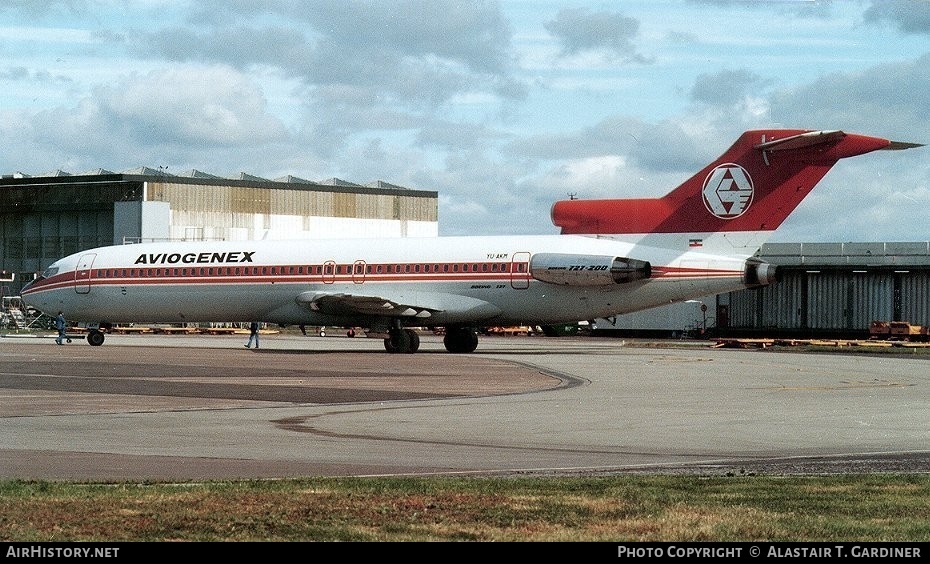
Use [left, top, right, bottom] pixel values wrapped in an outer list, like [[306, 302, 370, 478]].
[[296, 291, 439, 318], [296, 290, 503, 323]]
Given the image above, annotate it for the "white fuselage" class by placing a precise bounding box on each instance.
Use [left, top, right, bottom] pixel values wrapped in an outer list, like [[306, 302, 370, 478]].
[[23, 233, 756, 328]]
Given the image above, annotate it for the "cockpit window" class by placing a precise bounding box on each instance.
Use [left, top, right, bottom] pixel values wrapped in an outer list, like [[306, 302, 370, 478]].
[[43, 266, 59, 278]]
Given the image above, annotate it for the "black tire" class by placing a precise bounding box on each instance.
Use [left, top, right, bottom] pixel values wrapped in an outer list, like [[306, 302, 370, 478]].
[[405, 329, 420, 353], [385, 328, 412, 353], [443, 327, 478, 353], [87, 331, 105, 347]]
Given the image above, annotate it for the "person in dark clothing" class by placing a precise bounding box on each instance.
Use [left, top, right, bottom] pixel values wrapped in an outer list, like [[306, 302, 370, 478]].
[[55, 312, 67, 345], [245, 321, 260, 349]]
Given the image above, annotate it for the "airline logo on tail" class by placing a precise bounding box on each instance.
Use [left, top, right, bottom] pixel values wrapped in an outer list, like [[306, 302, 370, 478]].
[[702, 163, 754, 219]]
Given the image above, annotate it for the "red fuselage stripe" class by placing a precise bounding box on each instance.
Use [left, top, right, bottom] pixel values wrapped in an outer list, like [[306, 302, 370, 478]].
[[24, 260, 742, 295]]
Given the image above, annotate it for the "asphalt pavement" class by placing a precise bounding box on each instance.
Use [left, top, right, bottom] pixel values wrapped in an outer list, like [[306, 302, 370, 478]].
[[1, 331, 928, 480]]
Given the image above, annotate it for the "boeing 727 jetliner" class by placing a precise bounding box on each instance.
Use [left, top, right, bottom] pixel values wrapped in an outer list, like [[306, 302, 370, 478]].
[[21, 129, 922, 353]]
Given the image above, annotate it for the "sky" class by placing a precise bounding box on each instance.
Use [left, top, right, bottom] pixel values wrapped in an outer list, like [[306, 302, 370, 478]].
[[1, 0, 929, 243]]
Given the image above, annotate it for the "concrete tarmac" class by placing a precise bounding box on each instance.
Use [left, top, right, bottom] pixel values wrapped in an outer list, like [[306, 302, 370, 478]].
[[1, 331, 928, 480]]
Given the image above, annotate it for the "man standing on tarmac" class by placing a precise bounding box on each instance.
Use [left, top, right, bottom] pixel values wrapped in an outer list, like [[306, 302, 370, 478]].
[[55, 312, 66, 345], [245, 321, 260, 349]]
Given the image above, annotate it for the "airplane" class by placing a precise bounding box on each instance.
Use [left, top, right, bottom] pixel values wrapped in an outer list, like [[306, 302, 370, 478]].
[[21, 129, 922, 353]]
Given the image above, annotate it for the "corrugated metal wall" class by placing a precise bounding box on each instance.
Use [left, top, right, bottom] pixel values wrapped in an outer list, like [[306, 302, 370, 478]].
[[148, 182, 436, 222], [1, 211, 113, 269], [900, 272, 930, 325], [807, 272, 848, 329], [729, 278, 804, 330], [761, 273, 803, 329], [146, 181, 438, 240], [727, 287, 760, 329], [275, 190, 333, 216], [728, 269, 927, 333], [846, 272, 894, 329]]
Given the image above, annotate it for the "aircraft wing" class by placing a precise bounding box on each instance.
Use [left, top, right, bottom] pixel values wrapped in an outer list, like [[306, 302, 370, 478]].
[[295, 290, 502, 322]]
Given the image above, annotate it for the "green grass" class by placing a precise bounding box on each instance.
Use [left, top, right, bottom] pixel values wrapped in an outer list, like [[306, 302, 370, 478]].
[[2, 475, 929, 542]]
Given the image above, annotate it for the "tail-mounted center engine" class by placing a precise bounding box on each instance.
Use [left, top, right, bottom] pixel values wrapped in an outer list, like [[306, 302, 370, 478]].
[[531, 253, 651, 286], [744, 258, 778, 287]]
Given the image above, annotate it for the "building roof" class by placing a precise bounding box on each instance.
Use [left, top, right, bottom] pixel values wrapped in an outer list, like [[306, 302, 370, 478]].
[[758, 242, 930, 268], [1, 168, 433, 197]]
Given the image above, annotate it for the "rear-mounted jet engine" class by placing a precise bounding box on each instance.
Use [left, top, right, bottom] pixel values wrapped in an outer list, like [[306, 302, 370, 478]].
[[743, 258, 778, 287], [530, 253, 651, 286]]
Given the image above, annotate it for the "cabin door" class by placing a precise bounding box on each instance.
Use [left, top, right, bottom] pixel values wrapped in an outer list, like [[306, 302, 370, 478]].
[[74, 253, 97, 294]]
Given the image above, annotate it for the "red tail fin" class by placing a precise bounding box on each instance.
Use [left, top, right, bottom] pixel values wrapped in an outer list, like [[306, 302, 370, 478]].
[[552, 129, 919, 236]]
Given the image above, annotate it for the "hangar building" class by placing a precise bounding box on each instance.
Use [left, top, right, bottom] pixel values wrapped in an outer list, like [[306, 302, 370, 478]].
[[0, 169, 438, 296], [723, 242, 930, 338], [595, 242, 930, 339]]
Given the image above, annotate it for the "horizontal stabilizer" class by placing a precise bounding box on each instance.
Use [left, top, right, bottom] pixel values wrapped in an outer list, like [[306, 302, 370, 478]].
[[754, 130, 923, 154], [884, 140, 925, 150], [753, 130, 845, 152]]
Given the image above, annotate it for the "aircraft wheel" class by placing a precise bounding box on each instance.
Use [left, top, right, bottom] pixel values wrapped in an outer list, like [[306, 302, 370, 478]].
[[87, 330, 105, 347], [405, 329, 420, 353], [443, 327, 478, 353], [384, 328, 412, 353]]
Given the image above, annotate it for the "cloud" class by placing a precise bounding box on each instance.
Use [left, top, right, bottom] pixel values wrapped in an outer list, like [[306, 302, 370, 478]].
[[767, 54, 930, 140], [3, 1, 929, 244], [688, 0, 833, 19], [772, 167, 930, 243], [416, 121, 510, 151], [131, 0, 524, 110], [186, 0, 516, 74], [505, 116, 705, 175], [544, 7, 652, 63], [118, 1, 527, 159], [690, 69, 766, 106], [0, 65, 290, 173], [0, 0, 94, 18], [90, 66, 289, 146], [863, 0, 930, 34]]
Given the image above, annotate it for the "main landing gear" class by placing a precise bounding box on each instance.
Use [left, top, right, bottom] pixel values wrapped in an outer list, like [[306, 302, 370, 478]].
[[382, 325, 479, 354], [384, 327, 420, 353], [443, 326, 479, 354]]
